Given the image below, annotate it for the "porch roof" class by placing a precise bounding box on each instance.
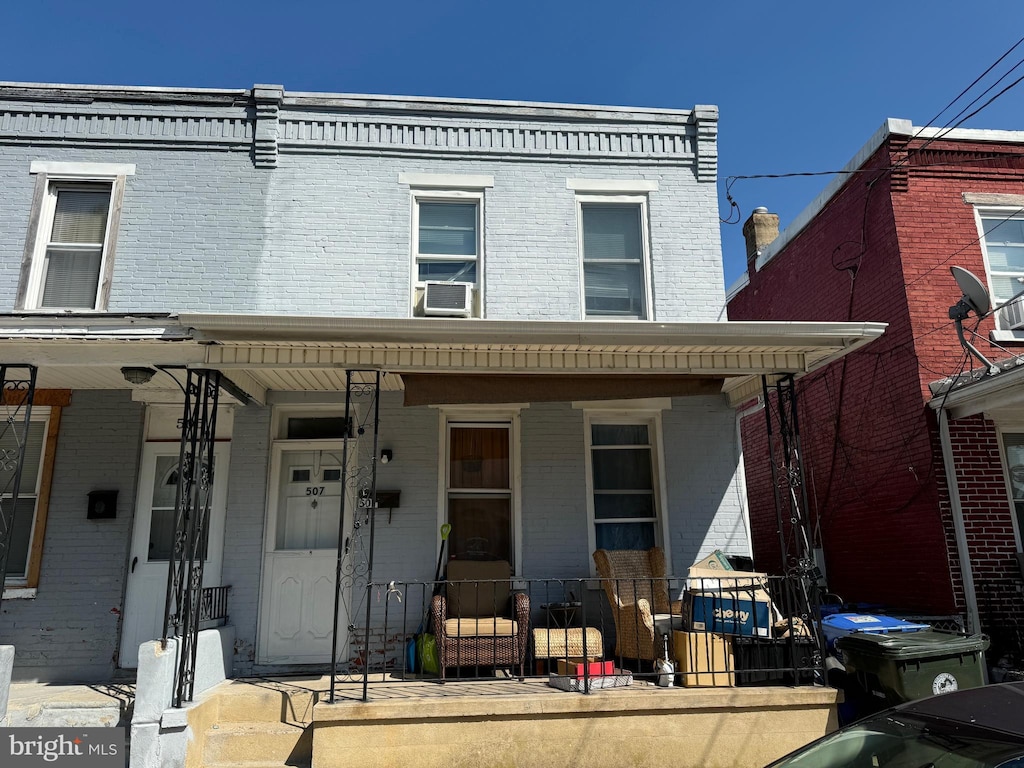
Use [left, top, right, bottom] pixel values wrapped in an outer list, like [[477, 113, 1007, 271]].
[[0, 313, 885, 407], [929, 356, 1024, 420]]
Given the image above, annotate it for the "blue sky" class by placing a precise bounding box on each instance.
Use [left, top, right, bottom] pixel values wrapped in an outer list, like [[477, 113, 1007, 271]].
[[4, 1, 1021, 287]]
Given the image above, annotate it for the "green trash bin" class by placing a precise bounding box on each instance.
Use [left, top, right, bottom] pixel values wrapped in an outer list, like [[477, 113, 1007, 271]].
[[836, 629, 989, 705]]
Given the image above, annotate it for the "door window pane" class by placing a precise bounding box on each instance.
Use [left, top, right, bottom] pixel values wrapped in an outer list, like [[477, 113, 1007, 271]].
[[448, 496, 511, 562], [449, 427, 509, 489], [149, 454, 214, 562], [276, 451, 343, 550], [447, 424, 512, 564]]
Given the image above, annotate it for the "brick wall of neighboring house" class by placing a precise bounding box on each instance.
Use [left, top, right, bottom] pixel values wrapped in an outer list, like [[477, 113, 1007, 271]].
[[948, 415, 1024, 657], [892, 139, 1024, 398], [729, 141, 959, 614], [730, 132, 1024, 625], [2, 391, 144, 682]]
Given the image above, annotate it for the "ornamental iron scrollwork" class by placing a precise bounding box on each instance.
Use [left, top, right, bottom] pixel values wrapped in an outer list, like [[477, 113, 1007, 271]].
[[762, 374, 824, 673], [162, 369, 220, 708], [0, 365, 37, 609], [330, 370, 382, 703]]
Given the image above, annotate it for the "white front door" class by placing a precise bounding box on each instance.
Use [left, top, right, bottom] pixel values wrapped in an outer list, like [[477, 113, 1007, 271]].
[[119, 442, 230, 667], [258, 442, 351, 664]]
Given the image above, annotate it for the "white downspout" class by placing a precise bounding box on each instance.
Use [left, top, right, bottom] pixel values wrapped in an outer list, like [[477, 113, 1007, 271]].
[[734, 400, 763, 559], [938, 407, 981, 634]]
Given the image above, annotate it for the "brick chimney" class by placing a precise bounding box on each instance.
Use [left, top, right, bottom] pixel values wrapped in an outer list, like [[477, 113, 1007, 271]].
[[742, 207, 779, 270]]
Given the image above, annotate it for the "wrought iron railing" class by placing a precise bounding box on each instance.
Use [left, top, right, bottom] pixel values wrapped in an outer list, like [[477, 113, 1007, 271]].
[[198, 585, 231, 627], [332, 574, 825, 701]]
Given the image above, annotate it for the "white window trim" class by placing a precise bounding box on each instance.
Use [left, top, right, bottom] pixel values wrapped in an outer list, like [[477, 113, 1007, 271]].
[[973, 205, 1024, 332], [399, 173, 493, 189], [409, 189, 485, 317], [575, 193, 654, 322], [435, 406, 523, 574], [19, 162, 133, 312], [995, 427, 1024, 553], [567, 178, 659, 193], [582, 408, 670, 575]]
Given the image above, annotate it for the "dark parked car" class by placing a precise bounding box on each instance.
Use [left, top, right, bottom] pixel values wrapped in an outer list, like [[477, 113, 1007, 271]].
[[766, 681, 1024, 767]]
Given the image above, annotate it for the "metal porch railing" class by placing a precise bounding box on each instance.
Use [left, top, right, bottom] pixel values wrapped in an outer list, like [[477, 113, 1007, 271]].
[[333, 574, 824, 700]]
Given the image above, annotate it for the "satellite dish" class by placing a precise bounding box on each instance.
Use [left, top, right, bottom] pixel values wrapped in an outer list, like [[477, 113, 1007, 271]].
[[948, 266, 998, 376], [951, 266, 991, 316]]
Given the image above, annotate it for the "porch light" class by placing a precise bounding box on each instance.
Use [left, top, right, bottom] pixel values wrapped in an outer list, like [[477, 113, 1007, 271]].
[[380, 449, 393, 464], [121, 366, 156, 385]]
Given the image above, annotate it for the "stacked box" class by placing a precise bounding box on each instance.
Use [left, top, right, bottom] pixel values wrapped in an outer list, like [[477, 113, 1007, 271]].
[[673, 630, 734, 687]]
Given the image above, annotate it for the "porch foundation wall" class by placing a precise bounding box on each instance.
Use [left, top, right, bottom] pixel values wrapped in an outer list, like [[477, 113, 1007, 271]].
[[311, 687, 839, 768], [131, 627, 235, 768]]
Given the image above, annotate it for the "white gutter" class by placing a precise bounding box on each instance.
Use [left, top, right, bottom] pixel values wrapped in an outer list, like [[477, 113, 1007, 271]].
[[181, 313, 886, 350], [937, 408, 982, 634]]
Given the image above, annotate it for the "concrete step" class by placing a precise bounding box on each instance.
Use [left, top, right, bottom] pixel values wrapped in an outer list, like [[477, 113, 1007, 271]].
[[203, 722, 312, 766], [214, 684, 320, 726]]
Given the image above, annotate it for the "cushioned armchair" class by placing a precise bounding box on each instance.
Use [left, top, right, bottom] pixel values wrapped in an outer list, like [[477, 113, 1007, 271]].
[[593, 547, 682, 663], [429, 559, 530, 680]]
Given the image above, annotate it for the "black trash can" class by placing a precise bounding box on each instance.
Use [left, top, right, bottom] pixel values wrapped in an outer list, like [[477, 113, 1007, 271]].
[[836, 629, 989, 705]]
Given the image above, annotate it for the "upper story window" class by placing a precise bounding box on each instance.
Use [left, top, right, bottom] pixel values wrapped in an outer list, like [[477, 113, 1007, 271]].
[[580, 201, 651, 319], [979, 210, 1024, 329], [18, 162, 134, 312], [416, 200, 480, 284], [568, 181, 657, 321], [399, 173, 494, 319]]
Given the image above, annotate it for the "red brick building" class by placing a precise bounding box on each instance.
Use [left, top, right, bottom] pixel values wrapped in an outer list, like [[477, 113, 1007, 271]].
[[727, 119, 1024, 662]]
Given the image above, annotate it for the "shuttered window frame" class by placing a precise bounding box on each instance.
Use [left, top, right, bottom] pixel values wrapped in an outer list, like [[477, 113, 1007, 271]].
[[1, 396, 66, 595], [18, 162, 133, 312]]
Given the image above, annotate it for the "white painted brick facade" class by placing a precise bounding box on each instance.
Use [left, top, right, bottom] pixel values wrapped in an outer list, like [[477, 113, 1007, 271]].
[[0, 85, 746, 680], [2, 391, 144, 682]]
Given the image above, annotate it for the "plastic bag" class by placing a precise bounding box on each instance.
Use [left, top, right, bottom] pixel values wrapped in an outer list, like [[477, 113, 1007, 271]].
[[417, 633, 439, 675]]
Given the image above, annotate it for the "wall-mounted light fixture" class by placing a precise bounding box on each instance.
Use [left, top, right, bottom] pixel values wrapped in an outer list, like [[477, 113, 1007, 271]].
[[121, 366, 156, 385], [380, 449, 393, 464]]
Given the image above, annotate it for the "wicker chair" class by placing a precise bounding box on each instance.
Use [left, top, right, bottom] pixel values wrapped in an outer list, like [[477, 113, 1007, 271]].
[[593, 547, 683, 663], [430, 559, 530, 680]]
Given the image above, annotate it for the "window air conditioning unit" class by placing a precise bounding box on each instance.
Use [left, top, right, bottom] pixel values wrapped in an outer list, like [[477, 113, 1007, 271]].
[[1002, 300, 1024, 331], [423, 281, 474, 317]]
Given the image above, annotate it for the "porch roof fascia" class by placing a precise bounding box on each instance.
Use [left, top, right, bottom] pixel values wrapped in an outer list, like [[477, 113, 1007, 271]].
[[181, 313, 885, 350], [182, 314, 886, 407]]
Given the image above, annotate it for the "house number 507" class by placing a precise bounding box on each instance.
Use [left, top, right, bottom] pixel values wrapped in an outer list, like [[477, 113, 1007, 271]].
[[305, 486, 326, 496]]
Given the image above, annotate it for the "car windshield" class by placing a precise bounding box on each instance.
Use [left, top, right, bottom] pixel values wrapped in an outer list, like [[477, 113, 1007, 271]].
[[769, 713, 1024, 768]]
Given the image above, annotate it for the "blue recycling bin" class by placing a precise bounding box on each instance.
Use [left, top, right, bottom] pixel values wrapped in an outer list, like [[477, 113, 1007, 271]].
[[822, 614, 929, 654]]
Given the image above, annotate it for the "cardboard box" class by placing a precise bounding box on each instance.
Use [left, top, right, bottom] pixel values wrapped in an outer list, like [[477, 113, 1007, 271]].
[[689, 590, 773, 637], [554, 659, 615, 679], [690, 550, 733, 572], [687, 566, 768, 592], [673, 630, 735, 687]]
